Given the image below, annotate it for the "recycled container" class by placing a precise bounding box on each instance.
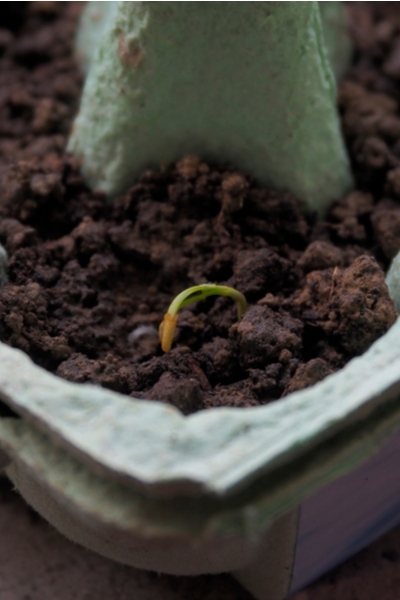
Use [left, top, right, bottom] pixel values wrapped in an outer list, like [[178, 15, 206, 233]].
[[2, 2, 400, 599], [1, 315, 400, 599]]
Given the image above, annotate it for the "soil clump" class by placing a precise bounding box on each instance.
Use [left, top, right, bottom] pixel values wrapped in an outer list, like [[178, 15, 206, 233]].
[[0, 3, 399, 414]]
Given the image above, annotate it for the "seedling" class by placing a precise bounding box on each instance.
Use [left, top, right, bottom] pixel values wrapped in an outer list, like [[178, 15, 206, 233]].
[[159, 284, 247, 353]]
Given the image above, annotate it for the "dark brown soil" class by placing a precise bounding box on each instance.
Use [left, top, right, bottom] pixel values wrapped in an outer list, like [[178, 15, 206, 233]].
[[0, 2, 399, 414]]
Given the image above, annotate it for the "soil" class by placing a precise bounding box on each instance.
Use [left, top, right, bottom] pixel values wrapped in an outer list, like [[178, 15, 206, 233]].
[[0, 2, 399, 414]]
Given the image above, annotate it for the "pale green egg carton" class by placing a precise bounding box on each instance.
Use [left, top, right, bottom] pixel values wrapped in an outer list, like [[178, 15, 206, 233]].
[[3, 3, 400, 600], [2, 320, 400, 599], [68, 1, 352, 214]]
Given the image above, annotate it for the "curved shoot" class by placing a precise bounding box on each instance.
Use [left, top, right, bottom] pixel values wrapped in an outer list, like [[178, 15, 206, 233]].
[[159, 284, 247, 353]]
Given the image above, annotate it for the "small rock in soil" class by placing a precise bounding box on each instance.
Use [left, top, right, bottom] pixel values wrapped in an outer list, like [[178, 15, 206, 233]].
[[230, 305, 303, 368], [297, 241, 344, 273], [283, 359, 334, 396], [146, 372, 204, 415], [234, 248, 292, 299]]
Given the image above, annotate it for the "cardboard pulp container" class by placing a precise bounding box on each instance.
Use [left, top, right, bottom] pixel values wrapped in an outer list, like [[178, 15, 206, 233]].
[[1, 315, 400, 599]]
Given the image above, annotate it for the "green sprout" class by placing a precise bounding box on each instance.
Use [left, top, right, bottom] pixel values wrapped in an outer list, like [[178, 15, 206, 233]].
[[159, 284, 247, 353]]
